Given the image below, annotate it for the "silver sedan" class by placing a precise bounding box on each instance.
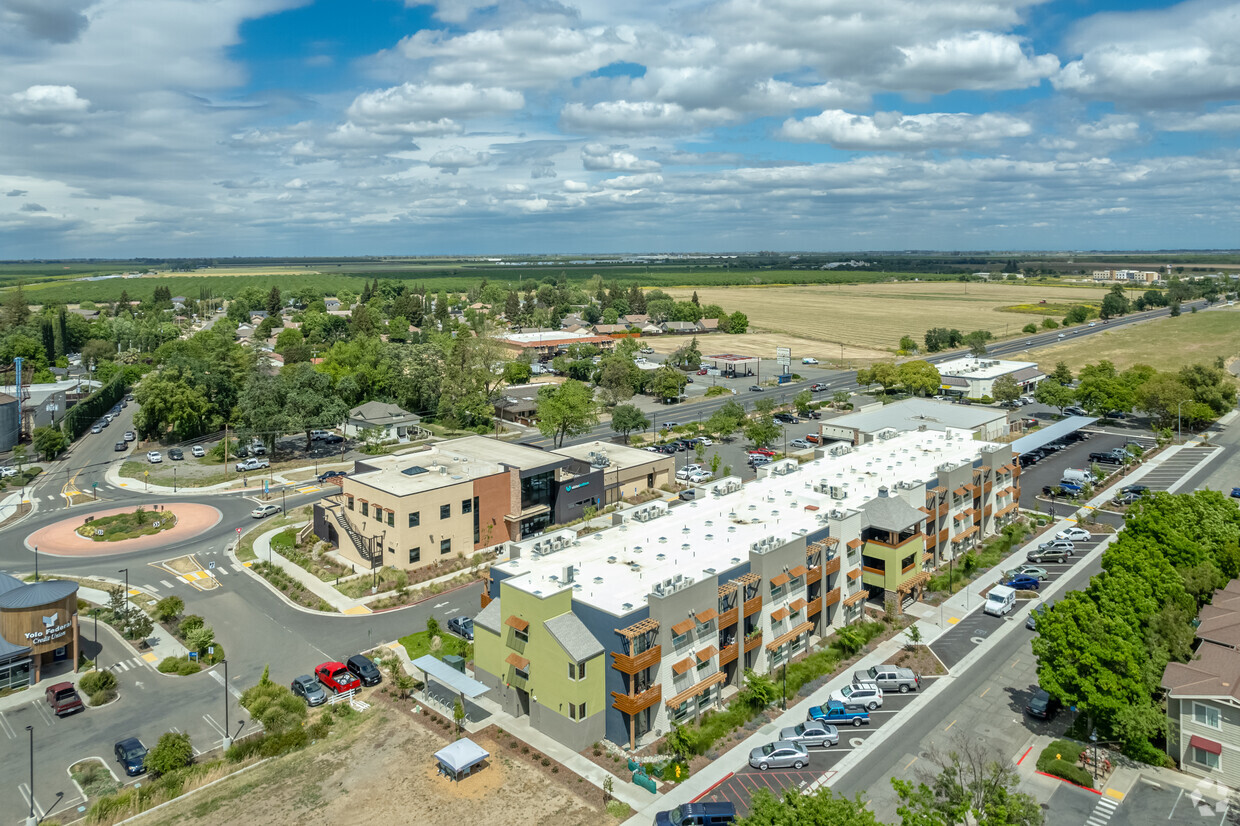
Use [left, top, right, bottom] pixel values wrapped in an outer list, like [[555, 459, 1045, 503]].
[[779, 721, 839, 748], [748, 740, 809, 770]]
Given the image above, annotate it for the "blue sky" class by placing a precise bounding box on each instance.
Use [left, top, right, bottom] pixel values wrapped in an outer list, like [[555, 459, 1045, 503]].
[[1, 0, 1238, 257]]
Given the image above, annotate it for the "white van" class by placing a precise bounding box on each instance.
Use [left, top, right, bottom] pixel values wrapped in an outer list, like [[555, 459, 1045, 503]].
[[1060, 468, 1091, 485], [984, 584, 1016, 617]]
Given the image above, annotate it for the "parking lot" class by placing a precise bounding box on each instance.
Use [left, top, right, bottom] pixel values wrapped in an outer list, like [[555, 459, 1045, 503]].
[[1016, 430, 1154, 510], [700, 677, 942, 816], [931, 533, 1103, 668], [1132, 444, 1218, 493]]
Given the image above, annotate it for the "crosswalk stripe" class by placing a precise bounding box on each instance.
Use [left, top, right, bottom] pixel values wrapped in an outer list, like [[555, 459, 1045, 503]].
[[1096, 799, 1117, 810], [176, 575, 188, 584], [160, 580, 175, 589], [146, 584, 160, 593], [230, 563, 243, 572], [215, 568, 228, 576]]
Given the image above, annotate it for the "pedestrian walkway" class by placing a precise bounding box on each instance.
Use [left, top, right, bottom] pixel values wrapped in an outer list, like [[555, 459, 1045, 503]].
[[248, 525, 369, 613]]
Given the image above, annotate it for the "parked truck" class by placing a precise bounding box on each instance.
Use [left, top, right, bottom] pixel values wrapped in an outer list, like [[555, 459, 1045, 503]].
[[45, 682, 84, 717], [807, 700, 870, 727], [235, 457, 270, 472]]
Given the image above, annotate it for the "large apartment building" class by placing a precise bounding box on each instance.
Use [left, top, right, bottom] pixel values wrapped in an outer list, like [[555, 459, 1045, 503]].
[[313, 436, 674, 573], [473, 428, 1020, 751]]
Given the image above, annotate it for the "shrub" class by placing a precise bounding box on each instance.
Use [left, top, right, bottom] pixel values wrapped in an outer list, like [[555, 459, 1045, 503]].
[[178, 615, 205, 636], [153, 596, 184, 624], [79, 669, 118, 695], [540, 757, 550, 766], [145, 731, 193, 776], [88, 687, 117, 706]]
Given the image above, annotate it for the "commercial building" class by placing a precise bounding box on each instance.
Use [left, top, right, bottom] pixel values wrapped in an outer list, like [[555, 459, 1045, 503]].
[[313, 436, 672, 573], [935, 357, 1045, 399], [474, 428, 1019, 751], [818, 398, 1009, 445], [500, 330, 616, 360], [1163, 580, 1240, 787], [0, 574, 80, 689]]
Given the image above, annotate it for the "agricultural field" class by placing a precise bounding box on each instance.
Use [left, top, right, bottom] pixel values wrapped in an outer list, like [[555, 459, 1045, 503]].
[[639, 331, 890, 363], [1030, 305, 1240, 375], [669, 282, 1114, 353]]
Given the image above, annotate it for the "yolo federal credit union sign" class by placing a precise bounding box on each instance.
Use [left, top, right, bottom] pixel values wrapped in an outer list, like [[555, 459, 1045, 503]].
[[0, 579, 80, 655]]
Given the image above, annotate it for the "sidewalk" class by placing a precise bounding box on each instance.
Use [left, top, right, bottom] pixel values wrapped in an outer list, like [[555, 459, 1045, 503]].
[[251, 525, 370, 613], [79, 584, 190, 663]]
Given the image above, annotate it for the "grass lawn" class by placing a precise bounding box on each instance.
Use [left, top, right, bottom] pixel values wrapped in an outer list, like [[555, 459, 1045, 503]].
[[1031, 306, 1240, 374], [236, 506, 312, 562], [76, 509, 178, 541], [399, 630, 473, 662]]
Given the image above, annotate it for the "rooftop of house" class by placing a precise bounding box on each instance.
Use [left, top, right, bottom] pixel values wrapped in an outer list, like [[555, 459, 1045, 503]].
[[504, 330, 602, 344], [1163, 641, 1240, 703], [935, 357, 1040, 380], [554, 440, 672, 472], [824, 398, 1006, 433], [498, 428, 1001, 616], [1195, 580, 1240, 650], [348, 401, 420, 424]]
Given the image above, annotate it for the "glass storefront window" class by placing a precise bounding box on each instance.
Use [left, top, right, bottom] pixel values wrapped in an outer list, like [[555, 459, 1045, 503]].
[[0, 658, 32, 692], [520, 471, 554, 510]]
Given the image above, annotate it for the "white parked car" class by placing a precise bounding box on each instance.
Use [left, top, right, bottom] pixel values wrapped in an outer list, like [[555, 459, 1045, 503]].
[[146, 451, 162, 464], [676, 464, 702, 480], [191, 445, 205, 457], [789, 438, 811, 449], [801, 357, 819, 365], [1055, 527, 1091, 542], [687, 471, 712, 483], [0, 466, 17, 478], [829, 682, 884, 710], [251, 504, 282, 519], [696, 437, 713, 446]]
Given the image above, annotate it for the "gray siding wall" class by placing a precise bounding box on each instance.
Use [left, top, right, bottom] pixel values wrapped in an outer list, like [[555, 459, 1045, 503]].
[[531, 700, 606, 752]]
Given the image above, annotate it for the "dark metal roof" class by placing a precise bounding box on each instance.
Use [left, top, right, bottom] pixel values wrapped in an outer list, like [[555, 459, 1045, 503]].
[[0, 571, 24, 598], [0, 636, 31, 661], [0, 579, 78, 609], [1009, 416, 1098, 456]]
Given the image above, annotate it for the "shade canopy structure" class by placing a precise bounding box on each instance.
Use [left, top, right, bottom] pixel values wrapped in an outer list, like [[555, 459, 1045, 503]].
[[1009, 415, 1097, 456], [411, 655, 490, 699], [434, 738, 490, 780]]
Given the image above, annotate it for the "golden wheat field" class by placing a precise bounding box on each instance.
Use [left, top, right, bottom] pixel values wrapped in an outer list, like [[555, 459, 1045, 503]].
[[669, 282, 1118, 352]]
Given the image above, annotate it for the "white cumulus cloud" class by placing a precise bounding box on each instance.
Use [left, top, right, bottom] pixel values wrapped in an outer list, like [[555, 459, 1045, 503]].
[[779, 110, 1032, 150], [5, 85, 90, 121]]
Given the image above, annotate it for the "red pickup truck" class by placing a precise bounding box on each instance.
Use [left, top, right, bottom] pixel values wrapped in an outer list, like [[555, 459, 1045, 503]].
[[46, 682, 85, 717]]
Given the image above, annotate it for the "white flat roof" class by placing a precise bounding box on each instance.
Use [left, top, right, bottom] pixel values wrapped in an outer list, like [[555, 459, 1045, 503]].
[[936, 357, 1037, 380], [349, 447, 503, 497], [499, 429, 1004, 616], [504, 330, 599, 344], [824, 398, 1005, 433], [554, 440, 670, 472]]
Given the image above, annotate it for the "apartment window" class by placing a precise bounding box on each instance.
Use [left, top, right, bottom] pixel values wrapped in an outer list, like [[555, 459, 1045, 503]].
[[569, 702, 587, 721], [770, 583, 785, 601], [568, 661, 587, 681], [360, 502, 369, 517], [440, 504, 451, 519], [671, 631, 690, 650], [386, 510, 394, 527], [696, 658, 710, 673], [1194, 703, 1221, 729], [408, 511, 420, 528], [409, 547, 421, 564], [514, 628, 528, 644], [462, 498, 473, 514], [568, 663, 576, 681], [1193, 747, 1222, 770], [347, 496, 354, 511], [440, 538, 452, 554], [578, 660, 587, 680]]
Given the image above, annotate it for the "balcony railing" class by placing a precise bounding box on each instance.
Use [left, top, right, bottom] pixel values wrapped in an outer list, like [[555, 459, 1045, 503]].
[[822, 587, 841, 607], [862, 565, 884, 577], [719, 606, 739, 628], [743, 596, 763, 617], [744, 632, 763, 652], [612, 684, 662, 715], [823, 556, 841, 576], [718, 643, 738, 666], [808, 596, 823, 615], [806, 567, 822, 584], [611, 645, 661, 674]]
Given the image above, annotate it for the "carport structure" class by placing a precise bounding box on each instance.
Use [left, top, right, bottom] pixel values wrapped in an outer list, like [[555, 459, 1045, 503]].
[[412, 654, 490, 725], [703, 353, 760, 378], [1010, 415, 1098, 456]]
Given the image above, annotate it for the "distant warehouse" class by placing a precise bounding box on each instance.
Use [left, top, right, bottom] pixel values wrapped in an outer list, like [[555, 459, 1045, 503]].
[[935, 357, 1045, 400], [818, 398, 1010, 446]]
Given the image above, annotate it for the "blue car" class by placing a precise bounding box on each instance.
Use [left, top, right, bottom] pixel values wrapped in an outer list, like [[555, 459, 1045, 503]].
[[1231, 487, 1240, 499], [1002, 575, 1041, 591], [114, 737, 148, 776]]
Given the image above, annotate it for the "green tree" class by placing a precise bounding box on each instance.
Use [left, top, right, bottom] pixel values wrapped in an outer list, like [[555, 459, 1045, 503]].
[[744, 415, 780, 449], [706, 400, 746, 440], [871, 361, 900, 393], [991, 375, 1021, 405], [264, 285, 283, 316], [1033, 380, 1075, 413], [596, 355, 640, 404], [501, 360, 532, 386], [727, 311, 749, 334], [964, 330, 990, 356], [899, 335, 917, 353], [281, 363, 350, 450], [738, 788, 883, 826], [145, 731, 194, 777], [793, 389, 813, 415], [1100, 291, 1129, 320], [898, 361, 942, 397], [893, 736, 1043, 826], [32, 425, 68, 461], [739, 668, 779, 710], [536, 380, 599, 447], [610, 404, 650, 443], [1041, 318, 1059, 330], [124, 610, 154, 641], [1051, 362, 1073, 385], [154, 596, 184, 624], [1021, 323, 1038, 334], [648, 365, 687, 402]]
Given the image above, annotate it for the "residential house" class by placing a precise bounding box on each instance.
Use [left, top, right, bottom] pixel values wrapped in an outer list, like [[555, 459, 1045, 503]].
[[621, 314, 649, 326], [660, 321, 697, 335], [343, 401, 425, 443], [696, 318, 719, 333]]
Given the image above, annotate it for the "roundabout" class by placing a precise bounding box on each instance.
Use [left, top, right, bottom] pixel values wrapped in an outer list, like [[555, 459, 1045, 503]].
[[25, 503, 224, 557]]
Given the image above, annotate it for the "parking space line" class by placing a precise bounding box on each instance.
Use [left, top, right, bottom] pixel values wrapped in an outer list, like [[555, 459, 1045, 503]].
[[0, 712, 14, 739], [944, 719, 956, 731]]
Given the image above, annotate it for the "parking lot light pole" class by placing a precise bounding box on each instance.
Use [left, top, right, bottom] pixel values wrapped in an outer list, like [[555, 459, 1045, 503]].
[[118, 568, 129, 635], [1090, 728, 1098, 780], [1177, 400, 1185, 442], [220, 658, 231, 751], [25, 725, 35, 826]]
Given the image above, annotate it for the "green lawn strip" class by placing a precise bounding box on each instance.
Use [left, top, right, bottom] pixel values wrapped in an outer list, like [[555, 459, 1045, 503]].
[[398, 630, 472, 662], [76, 509, 178, 542], [235, 507, 312, 563], [1035, 739, 1093, 788]]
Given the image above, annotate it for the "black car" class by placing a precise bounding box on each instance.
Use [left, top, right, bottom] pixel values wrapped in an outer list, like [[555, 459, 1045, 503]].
[[1120, 484, 1148, 495], [322, 433, 344, 444], [114, 441, 127, 452], [1025, 687, 1059, 720], [114, 737, 148, 776], [346, 654, 382, 687], [168, 448, 184, 461], [773, 413, 797, 424], [317, 470, 347, 483], [448, 616, 475, 641], [804, 410, 821, 419]]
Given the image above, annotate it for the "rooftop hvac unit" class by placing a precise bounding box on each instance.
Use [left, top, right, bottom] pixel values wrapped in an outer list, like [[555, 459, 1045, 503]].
[[673, 573, 683, 584], [830, 509, 845, 518]]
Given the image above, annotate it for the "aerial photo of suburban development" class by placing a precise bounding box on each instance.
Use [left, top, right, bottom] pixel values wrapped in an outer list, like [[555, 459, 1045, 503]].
[[1, 1, 1239, 825]]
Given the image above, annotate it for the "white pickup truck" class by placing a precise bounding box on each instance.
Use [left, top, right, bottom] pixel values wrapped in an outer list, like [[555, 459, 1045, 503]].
[[235, 457, 270, 472]]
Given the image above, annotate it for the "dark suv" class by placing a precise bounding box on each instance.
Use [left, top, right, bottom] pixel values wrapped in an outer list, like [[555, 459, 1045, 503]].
[[346, 654, 382, 687], [655, 802, 737, 826]]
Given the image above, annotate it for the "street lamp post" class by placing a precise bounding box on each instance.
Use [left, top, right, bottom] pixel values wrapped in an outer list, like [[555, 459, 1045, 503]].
[[1089, 729, 1098, 781], [118, 568, 129, 636], [1177, 400, 1185, 441], [221, 658, 232, 751], [173, 466, 176, 493], [25, 725, 35, 826], [32, 544, 37, 582], [93, 608, 99, 671]]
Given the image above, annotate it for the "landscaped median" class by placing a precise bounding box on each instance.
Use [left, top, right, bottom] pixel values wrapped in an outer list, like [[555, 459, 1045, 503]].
[[76, 507, 177, 541], [1036, 739, 1094, 789]]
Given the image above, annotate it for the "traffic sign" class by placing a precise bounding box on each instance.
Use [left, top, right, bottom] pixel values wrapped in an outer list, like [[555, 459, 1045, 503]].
[[236, 527, 242, 534]]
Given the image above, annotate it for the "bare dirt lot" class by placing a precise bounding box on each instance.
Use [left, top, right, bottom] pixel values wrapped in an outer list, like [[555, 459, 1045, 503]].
[[139, 709, 621, 826], [669, 282, 1114, 352]]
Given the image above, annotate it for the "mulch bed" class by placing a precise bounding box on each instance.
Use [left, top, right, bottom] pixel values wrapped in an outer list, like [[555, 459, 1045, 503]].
[[890, 644, 947, 676]]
